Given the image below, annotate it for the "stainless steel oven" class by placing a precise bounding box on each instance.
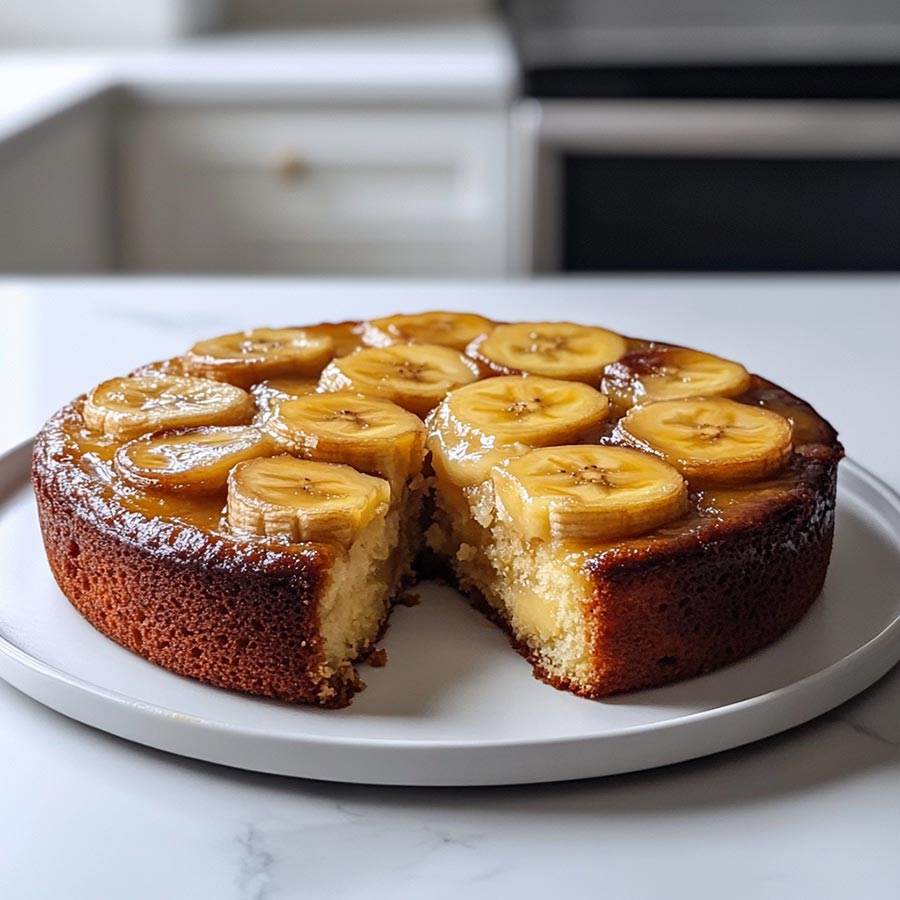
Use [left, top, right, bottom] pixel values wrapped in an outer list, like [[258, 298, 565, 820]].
[[510, 100, 900, 273]]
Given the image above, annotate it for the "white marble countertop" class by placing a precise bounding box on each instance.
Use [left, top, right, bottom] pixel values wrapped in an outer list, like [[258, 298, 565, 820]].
[[2, 276, 900, 899], [0, 18, 515, 145]]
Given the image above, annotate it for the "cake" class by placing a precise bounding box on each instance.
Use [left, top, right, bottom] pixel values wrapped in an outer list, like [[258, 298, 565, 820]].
[[32, 312, 843, 707]]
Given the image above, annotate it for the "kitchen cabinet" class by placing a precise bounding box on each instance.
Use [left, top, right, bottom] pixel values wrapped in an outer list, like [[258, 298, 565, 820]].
[[0, 99, 111, 273], [117, 104, 509, 275]]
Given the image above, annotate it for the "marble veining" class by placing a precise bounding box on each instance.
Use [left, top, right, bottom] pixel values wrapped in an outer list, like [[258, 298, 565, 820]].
[[840, 717, 900, 749], [236, 824, 275, 900]]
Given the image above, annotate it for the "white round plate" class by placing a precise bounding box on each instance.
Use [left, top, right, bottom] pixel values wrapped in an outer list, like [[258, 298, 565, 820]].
[[1, 442, 899, 786]]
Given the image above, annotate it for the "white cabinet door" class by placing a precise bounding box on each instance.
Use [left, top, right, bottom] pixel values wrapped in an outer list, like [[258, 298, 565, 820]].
[[0, 102, 110, 273], [119, 105, 508, 276]]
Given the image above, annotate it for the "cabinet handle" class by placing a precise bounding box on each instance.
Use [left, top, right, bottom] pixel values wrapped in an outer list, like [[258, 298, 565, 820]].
[[272, 154, 307, 182]]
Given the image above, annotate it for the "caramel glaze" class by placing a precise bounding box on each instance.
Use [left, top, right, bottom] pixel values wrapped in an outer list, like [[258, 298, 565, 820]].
[[41, 399, 338, 568], [48, 319, 369, 555], [55, 338, 842, 571]]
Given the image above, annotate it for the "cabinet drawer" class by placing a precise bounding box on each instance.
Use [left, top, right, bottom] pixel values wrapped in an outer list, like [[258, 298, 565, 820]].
[[119, 106, 508, 275]]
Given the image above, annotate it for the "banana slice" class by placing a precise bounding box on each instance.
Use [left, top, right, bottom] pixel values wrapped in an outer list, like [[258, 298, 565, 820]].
[[251, 376, 320, 421], [492, 445, 688, 542], [83, 375, 254, 440], [318, 343, 479, 418], [114, 426, 274, 494], [265, 391, 426, 487], [617, 397, 793, 484], [426, 375, 610, 487], [362, 311, 494, 352], [602, 346, 751, 411], [184, 328, 334, 388], [304, 321, 366, 358], [227, 455, 390, 547], [469, 321, 627, 384], [432, 375, 609, 447]]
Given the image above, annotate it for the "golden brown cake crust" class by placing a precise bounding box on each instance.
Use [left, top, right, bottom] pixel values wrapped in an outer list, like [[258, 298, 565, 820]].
[[32, 405, 360, 708]]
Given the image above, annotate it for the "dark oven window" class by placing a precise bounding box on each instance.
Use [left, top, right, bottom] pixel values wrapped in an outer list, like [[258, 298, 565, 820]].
[[563, 155, 900, 271]]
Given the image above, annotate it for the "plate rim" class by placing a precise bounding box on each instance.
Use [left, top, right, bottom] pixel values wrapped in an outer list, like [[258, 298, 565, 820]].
[[2, 439, 900, 781]]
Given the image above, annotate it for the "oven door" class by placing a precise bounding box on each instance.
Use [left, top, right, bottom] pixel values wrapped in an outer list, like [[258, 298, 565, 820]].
[[510, 100, 900, 272]]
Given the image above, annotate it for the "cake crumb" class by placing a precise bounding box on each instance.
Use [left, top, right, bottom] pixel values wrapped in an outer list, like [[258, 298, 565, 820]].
[[368, 648, 388, 668], [397, 591, 420, 607], [456, 543, 477, 562]]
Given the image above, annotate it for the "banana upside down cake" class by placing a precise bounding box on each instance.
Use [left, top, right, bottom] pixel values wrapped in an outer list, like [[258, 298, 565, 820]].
[[32, 312, 843, 707]]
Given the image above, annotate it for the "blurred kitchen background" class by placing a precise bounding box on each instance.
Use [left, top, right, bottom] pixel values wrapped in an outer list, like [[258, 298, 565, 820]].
[[1, 0, 899, 277]]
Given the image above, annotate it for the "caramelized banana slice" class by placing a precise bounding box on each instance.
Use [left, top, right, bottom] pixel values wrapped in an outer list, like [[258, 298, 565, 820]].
[[318, 343, 479, 418], [426, 375, 609, 487], [469, 321, 627, 383], [115, 426, 274, 494], [362, 311, 494, 351], [83, 375, 254, 440], [227, 455, 390, 547], [492, 445, 688, 542], [266, 391, 425, 487], [602, 346, 752, 412], [617, 397, 793, 484], [304, 321, 366, 358], [251, 376, 320, 421], [184, 328, 334, 388]]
